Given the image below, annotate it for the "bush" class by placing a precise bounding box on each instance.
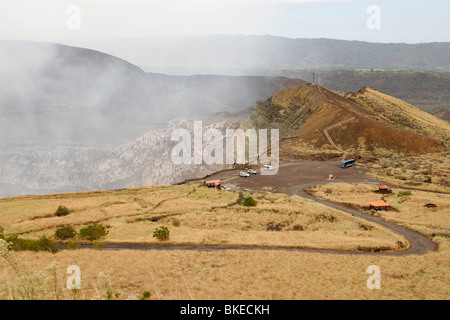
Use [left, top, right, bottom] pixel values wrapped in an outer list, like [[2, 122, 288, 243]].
[[171, 218, 180, 227], [242, 197, 257, 207], [79, 224, 109, 241], [398, 191, 412, 197], [0, 226, 4, 239], [55, 205, 70, 217], [140, 291, 151, 300], [38, 236, 59, 253], [153, 226, 170, 241], [55, 226, 77, 240], [6, 235, 58, 253]]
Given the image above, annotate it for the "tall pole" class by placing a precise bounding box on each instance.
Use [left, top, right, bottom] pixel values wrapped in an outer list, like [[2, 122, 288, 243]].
[[313, 72, 315, 84]]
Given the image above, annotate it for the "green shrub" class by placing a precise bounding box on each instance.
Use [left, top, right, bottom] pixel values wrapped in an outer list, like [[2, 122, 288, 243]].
[[55, 205, 70, 217], [153, 226, 170, 241], [55, 226, 77, 240], [242, 197, 257, 207], [6, 235, 58, 253], [398, 191, 412, 197], [38, 236, 59, 253], [135, 218, 146, 222], [171, 218, 180, 227], [79, 224, 109, 241], [140, 291, 151, 300]]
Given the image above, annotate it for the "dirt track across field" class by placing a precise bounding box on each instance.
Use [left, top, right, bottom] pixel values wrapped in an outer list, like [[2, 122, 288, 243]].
[[60, 160, 438, 256]]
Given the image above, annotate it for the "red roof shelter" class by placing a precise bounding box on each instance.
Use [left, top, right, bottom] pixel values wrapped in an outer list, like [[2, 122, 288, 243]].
[[204, 180, 221, 188], [368, 200, 390, 210], [378, 185, 391, 191]]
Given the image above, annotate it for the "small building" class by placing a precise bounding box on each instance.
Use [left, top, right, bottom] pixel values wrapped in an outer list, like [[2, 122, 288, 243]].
[[378, 185, 391, 193], [368, 200, 390, 211], [204, 180, 221, 189]]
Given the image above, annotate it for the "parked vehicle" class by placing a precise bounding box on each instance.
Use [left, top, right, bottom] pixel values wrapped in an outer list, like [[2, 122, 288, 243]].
[[239, 171, 250, 177], [263, 165, 274, 171], [340, 159, 355, 168], [248, 169, 257, 175]]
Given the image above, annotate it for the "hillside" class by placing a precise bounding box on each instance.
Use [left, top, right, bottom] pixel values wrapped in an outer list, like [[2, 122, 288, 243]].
[[344, 87, 450, 144], [251, 83, 448, 157], [3, 80, 448, 198], [0, 41, 304, 146], [265, 70, 450, 121], [91, 35, 450, 73]]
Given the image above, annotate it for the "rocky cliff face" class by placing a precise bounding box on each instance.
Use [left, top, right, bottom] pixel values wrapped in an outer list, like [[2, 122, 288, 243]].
[[0, 118, 239, 197]]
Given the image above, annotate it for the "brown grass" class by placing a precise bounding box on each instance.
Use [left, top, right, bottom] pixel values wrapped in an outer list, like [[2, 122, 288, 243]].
[[0, 184, 402, 252], [306, 183, 450, 240], [1, 182, 448, 300], [345, 87, 450, 144], [361, 151, 450, 193], [3, 245, 448, 300]]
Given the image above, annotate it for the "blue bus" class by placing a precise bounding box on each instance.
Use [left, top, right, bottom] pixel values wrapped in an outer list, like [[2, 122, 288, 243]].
[[340, 159, 355, 168]]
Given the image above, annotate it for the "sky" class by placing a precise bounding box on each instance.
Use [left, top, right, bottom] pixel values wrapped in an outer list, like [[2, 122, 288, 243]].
[[0, 0, 449, 44]]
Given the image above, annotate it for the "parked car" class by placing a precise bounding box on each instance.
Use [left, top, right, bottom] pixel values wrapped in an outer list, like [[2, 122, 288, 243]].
[[239, 171, 250, 177], [248, 169, 257, 175], [263, 165, 274, 171]]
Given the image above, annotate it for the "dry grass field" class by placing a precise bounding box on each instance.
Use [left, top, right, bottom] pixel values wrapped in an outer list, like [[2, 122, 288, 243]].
[[306, 183, 450, 243], [1, 182, 448, 300], [1, 242, 448, 300], [361, 151, 450, 193], [0, 184, 402, 251]]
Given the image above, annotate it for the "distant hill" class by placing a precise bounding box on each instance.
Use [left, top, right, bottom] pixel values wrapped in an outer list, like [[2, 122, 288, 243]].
[[264, 70, 450, 121], [0, 41, 304, 146], [251, 84, 449, 156], [94, 35, 450, 73]]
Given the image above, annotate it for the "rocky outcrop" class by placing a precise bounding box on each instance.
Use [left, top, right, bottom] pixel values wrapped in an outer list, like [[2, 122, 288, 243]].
[[0, 119, 238, 197]]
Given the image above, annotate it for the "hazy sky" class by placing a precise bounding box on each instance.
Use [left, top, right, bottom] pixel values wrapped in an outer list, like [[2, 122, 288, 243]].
[[0, 0, 449, 44]]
